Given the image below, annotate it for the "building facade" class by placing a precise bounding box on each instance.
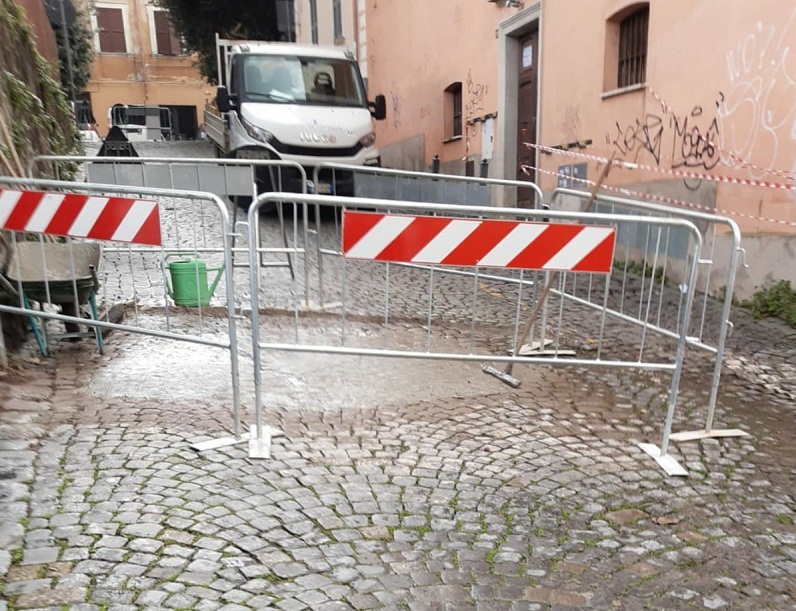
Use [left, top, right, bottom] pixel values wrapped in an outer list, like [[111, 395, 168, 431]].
[[365, 0, 796, 296], [76, 0, 361, 140], [75, 0, 208, 139]]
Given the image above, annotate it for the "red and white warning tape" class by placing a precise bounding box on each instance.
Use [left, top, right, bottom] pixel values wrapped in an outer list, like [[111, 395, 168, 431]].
[[520, 164, 796, 228], [526, 142, 796, 193]]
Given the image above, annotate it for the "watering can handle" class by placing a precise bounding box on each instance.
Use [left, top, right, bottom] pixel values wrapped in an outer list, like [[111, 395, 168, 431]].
[[162, 253, 191, 299], [206, 264, 226, 298]]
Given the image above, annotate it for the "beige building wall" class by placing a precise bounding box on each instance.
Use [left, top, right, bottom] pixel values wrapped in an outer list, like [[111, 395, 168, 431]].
[[79, 0, 209, 138], [365, 1, 523, 172]]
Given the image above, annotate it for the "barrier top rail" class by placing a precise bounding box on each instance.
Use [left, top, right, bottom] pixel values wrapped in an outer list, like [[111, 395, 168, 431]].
[[551, 188, 742, 243], [250, 192, 703, 237], [312, 161, 545, 204], [31, 155, 308, 179], [0, 175, 230, 219]]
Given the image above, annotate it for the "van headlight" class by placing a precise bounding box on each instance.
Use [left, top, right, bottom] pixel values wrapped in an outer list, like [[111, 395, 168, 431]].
[[241, 117, 275, 144], [359, 132, 376, 148]]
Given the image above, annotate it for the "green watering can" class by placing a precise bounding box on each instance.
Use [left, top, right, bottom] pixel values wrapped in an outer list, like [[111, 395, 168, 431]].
[[164, 255, 225, 307]]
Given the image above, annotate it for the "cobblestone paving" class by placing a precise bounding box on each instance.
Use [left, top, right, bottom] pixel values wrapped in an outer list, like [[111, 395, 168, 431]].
[[1, 142, 794, 609]]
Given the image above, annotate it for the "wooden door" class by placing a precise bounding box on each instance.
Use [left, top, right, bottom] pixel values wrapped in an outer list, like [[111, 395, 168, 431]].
[[516, 30, 539, 208]]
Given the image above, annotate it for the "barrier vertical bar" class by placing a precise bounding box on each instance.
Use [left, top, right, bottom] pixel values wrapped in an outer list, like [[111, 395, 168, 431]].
[[638, 227, 702, 476]]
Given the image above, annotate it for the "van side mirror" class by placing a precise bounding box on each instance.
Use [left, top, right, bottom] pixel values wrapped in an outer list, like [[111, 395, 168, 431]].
[[216, 86, 235, 113], [370, 94, 387, 121]]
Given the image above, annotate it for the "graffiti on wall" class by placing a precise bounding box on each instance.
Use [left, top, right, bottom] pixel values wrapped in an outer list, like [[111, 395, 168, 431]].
[[464, 69, 489, 151], [717, 8, 796, 180], [605, 99, 722, 172], [389, 90, 402, 129]]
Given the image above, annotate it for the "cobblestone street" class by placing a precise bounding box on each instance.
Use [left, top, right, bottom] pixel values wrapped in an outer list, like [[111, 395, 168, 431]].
[[1, 143, 795, 610]]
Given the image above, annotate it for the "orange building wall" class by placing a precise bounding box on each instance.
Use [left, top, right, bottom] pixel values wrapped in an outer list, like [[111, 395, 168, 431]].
[[365, 1, 518, 171], [538, 0, 796, 235], [78, 0, 211, 138]]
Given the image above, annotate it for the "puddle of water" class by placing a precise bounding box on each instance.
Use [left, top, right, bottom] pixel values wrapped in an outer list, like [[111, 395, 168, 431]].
[[88, 319, 504, 410], [90, 340, 233, 402]]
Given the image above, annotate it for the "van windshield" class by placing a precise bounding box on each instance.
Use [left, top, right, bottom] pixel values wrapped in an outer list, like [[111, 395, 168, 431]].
[[241, 55, 367, 108]]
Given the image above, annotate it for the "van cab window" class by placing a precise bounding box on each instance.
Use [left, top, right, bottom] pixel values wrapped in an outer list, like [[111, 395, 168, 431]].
[[240, 54, 366, 108]]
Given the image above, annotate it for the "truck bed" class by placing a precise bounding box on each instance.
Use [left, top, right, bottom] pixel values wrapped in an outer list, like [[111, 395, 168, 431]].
[[203, 104, 228, 154]]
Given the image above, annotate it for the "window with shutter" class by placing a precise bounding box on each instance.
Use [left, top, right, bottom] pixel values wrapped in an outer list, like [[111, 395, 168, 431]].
[[154, 10, 182, 56], [97, 7, 126, 53]]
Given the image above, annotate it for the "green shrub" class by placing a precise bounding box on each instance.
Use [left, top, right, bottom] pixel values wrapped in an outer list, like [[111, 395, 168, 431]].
[[739, 280, 796, 327]]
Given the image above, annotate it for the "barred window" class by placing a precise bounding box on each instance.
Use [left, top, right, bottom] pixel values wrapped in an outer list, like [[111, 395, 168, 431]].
[[617, 6, 649, 88], [444, 82, 462, 139]]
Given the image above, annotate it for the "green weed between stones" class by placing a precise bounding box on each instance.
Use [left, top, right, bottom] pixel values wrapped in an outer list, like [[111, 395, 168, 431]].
[[738, 280, 796, 328], [485, 548, 497, 572], [614, 259, 669, 285], [777, 514, 793, 525]]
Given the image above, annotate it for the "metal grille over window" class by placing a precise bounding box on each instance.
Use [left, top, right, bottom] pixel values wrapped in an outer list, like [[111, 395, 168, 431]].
[[618, 6, 648, 88], [444, 82, 463, 139], [333, 0, 343, 42]]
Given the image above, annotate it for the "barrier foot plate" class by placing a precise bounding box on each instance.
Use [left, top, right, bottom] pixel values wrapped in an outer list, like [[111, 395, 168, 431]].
[[638, 443, 688, 477], [509, 339, 553, 355], [669, 428, 750, 442], [248, 424, 285, 459], [190, 433, 249, 452]]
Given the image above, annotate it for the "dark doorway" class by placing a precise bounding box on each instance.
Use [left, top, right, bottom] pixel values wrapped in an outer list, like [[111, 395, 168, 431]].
[[516, 29, 539, 208], [165, 105, 199, 140]]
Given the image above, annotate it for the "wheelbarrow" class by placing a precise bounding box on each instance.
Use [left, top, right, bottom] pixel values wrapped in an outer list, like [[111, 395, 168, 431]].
[[0, 241, 104, 356]]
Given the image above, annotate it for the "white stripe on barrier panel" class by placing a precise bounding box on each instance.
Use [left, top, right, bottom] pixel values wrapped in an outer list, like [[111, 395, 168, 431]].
[[345, 215, 415, 259], [0, 190, 22, 227], [542, 226, 614, 270], [69, 196, 108, 237], [478, 224, 548, 267], [412, 219, 481, 263], [25, 193, 65, 233], [111, 200, 156, 243]]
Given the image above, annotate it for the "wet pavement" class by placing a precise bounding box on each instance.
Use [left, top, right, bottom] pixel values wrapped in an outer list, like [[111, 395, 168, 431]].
[[1, 142, 795, 610]]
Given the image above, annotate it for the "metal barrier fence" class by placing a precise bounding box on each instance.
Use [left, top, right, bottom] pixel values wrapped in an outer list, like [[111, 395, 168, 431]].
[[246, 192, 704, 475], [312, 162, 545, 208], [550, 188, 747, 444], [33, 155, 315, 306], [308, 163, 547, 310], [0, 176, 244, 447]]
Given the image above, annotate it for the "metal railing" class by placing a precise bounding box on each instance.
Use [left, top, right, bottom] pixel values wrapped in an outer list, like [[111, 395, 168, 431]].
[[245, 192, 704, 475], [550, 188, 746, 442], [0, 176, 244, 445]]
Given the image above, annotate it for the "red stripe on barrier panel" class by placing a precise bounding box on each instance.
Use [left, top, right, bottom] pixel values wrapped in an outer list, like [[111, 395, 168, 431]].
[[441, 220, 518, 266], [375, 215, 452, 262], [571, 231, 616, 273], [44, 193, 88, 236], [132, 205, 163, 246], [3, 190, 42, 231], [86, 196, 136, 241], [508, 224, 584, 269], [342, 210, 384, 253]]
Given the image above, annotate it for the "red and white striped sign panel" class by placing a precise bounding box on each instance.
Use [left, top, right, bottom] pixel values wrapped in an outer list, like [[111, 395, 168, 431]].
[[342, 211, 616, 273], [0, 189, 161, 245]]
